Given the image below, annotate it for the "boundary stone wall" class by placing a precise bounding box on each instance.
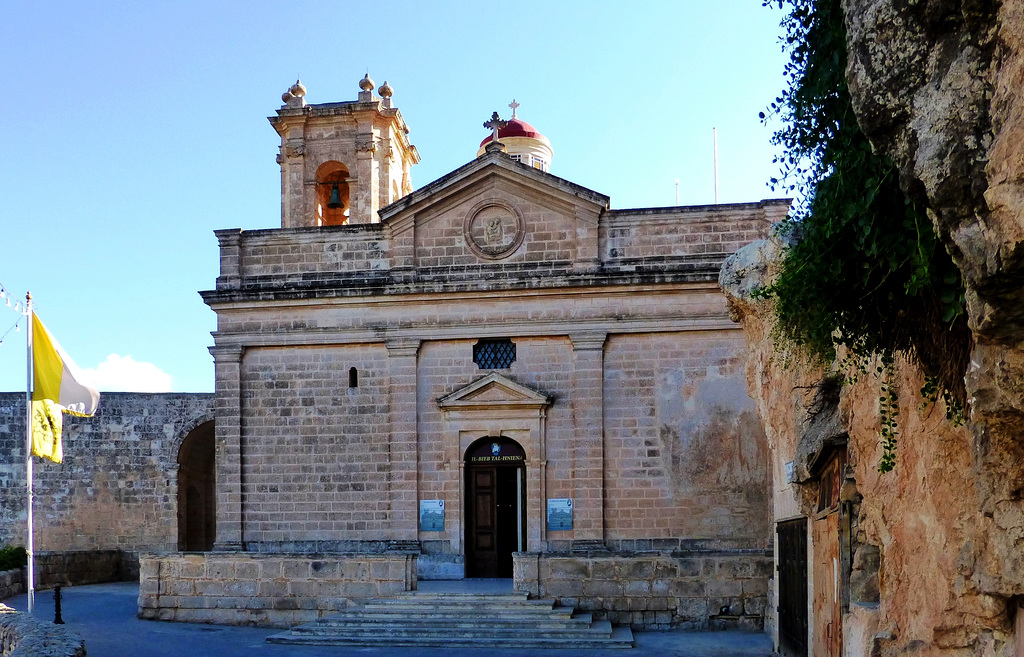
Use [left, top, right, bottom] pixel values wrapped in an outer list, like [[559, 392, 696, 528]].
[[0, 569, 22, 602], [0, 604, 84, 657], [0, 392, 214, 554], [513, 551, 770, 630], [139, 552, 417, 628], [35, 550, 134, 588]]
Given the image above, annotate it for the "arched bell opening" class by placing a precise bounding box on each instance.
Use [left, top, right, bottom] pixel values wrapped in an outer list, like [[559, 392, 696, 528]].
[[464, 436, 526, 578], [177, 420, 216, 551], [315, 161, 351, 226]]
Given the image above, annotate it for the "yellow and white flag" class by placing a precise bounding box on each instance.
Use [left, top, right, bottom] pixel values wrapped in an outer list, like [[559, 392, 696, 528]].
[[31, 313, 100, 463]]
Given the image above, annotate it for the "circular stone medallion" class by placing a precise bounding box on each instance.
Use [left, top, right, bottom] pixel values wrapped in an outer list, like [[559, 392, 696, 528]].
[[464, 200, 526, 260]]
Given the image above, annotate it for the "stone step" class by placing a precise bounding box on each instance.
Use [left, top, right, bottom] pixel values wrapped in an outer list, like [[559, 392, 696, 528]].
[[289, 623, 607, 639], [393, 591, 530, 600], [268, 622, 635, 649], [367, 593, 549, 605], [314, 606, 581, 624], [291, 612, 594, 633], [358, 600, 568, 614], [266, 594, 635, 650]]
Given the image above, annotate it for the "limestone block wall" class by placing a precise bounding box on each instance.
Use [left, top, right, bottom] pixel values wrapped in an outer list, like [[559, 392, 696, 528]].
[[602, 331, 770, 545], [513, 551, 771, 630], [239, 344, 394, 549], [415, 338, 575, 555], [34, 550, 130, 588], [601, 200, 788, 266], [217, 317, 768, 559], [0, 393, 213, 555], [412, 186, 575, 268], [215, 199, 785, 290], [226, 225, 389, 283], [139, 552, 416, 628], [0, 569, 23, 602]]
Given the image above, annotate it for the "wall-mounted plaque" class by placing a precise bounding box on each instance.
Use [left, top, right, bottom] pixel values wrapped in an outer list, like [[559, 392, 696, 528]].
[[419, 499, 445, 531], [547, 498, 573, 531]]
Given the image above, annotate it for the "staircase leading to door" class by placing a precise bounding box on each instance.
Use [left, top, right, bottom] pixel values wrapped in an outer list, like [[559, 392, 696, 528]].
[[266, 590, 634, 649]]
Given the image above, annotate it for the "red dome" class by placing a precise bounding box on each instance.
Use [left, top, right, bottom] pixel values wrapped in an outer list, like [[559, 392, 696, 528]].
[[479, 118, 545, 146]]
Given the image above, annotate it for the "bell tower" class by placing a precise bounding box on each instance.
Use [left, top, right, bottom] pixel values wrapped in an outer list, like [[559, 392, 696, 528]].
[[270, 76, 420, 228]]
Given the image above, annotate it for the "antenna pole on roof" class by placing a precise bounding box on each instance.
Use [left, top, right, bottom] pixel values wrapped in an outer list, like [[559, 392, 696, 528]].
[[713, 127, 719, 205]]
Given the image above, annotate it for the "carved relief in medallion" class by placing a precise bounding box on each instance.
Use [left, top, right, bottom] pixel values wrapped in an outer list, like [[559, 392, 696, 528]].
[[464, 199, 525, 260]]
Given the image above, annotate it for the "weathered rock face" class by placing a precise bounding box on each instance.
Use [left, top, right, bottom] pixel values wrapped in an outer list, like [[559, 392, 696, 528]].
[[723, 237, 1012, 656], [723, 2, 1024, 653], [842, 0, 1024, 652]]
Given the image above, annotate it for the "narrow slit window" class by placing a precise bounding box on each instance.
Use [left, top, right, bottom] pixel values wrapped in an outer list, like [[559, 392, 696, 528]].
[[473, 339, 516, 369], [349, 367, 358, 388]]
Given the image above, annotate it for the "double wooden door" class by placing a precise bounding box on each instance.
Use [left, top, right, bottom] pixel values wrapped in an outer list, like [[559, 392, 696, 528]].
[[466, 464, 523, 578]]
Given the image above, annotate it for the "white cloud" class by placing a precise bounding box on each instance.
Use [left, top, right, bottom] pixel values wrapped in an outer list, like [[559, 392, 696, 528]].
[[81, 354, 173, 392]]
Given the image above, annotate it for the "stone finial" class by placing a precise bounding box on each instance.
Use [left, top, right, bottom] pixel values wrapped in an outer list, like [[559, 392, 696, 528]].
[[359, 74, 375, 91], [283, 79, 307, 108], [378, 80, 394, 108]]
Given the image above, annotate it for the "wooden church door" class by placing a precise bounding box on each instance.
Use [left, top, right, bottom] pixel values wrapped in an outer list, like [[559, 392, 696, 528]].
[[465, 437, 525, 578]]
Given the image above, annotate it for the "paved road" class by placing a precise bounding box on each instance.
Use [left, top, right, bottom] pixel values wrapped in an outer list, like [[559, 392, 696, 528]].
[[4, 582, 774, 657]]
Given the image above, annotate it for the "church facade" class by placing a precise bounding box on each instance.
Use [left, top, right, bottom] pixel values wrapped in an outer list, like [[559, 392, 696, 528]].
[[139, 76, 786, 629]]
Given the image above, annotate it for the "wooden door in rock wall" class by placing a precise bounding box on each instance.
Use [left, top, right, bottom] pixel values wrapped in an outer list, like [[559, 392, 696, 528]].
[[812, 450, 846, 657], [465, 437, 526, 578], [777, 518, 809, 657], [813, 512, 842, 657]]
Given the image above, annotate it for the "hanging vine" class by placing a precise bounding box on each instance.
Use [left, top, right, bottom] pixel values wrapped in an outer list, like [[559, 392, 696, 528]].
[[759, 0, 972, 471]]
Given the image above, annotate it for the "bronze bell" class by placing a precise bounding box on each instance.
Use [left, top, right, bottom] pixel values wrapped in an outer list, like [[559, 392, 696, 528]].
[[327, 183, 343, 209]]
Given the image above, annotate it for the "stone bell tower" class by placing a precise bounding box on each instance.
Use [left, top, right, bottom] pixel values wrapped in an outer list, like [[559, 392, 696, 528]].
[[270, 75, 420, 228]]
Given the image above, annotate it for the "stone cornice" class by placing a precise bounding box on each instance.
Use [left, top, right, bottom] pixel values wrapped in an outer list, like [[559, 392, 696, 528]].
[[206, 315, 739, 350], [200, 261, 727, 305]]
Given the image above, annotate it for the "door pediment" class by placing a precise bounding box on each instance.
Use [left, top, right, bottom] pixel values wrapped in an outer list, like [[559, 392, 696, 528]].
[[438, 372, 551, 413]]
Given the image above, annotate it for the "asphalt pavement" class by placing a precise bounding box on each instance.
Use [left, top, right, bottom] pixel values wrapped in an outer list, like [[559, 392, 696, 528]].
[[3, 582, 774, 657]]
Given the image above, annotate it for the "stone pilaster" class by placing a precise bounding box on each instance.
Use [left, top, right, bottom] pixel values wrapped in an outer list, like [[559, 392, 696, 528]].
[[277, 131, 306, 228], [352, 118, 379, 224], [210, 345, 244, 550], [214, 229, 243, 290], [387, 339, 421, 543], [570, 332, 607, 543]]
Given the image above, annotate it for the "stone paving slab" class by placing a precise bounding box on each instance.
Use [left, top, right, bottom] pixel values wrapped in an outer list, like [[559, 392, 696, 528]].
[[4, 582, 773, 657]]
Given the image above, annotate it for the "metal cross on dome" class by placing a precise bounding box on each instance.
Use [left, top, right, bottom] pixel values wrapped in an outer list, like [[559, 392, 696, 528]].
[[483, 111, 508, 143], [508, 99, 519, 118]]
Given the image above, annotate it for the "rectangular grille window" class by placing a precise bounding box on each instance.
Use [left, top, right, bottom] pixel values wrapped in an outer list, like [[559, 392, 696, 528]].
[[473, 339, 516, 369]]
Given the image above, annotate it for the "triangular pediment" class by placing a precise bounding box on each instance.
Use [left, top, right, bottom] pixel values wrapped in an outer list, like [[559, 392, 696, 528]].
[[438, 372, 551, 411], [379, 150, 608, 234]]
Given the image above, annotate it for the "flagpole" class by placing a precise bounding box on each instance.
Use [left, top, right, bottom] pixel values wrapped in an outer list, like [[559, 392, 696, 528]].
[[24, 292, 34, 614]]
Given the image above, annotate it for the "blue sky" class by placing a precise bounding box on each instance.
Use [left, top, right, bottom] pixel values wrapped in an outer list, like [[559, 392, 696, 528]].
[[0, 1, 789, 393]]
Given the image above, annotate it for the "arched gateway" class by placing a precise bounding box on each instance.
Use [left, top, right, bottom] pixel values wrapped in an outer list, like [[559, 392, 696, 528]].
[[464, 436, 526, 578], [177, 420, 216, 551]]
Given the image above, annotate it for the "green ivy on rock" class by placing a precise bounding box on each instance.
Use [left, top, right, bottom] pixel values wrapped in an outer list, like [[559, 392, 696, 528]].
[[760, 0, 971, 472]]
